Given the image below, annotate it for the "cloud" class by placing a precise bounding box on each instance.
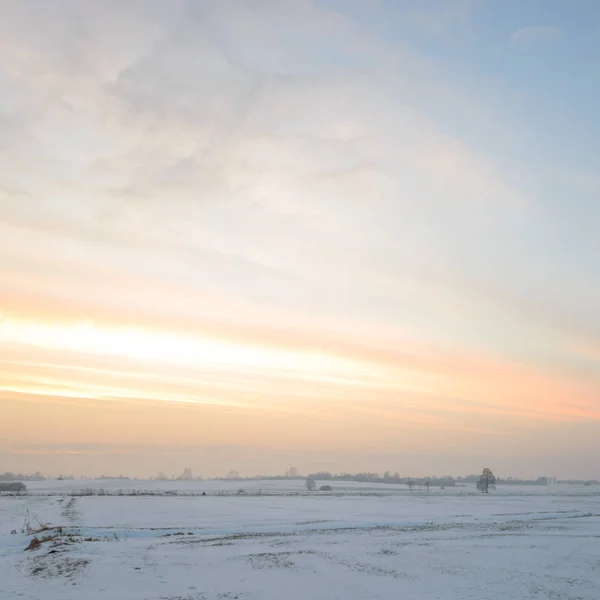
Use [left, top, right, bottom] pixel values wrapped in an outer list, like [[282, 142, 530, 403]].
[[2, 0, 600, 477], [0, 0, 532, 337], [511, 25, 562, 44]]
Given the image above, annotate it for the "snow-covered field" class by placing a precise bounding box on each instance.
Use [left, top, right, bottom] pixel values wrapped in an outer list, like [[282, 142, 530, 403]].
[[2, 480, 600, 599]]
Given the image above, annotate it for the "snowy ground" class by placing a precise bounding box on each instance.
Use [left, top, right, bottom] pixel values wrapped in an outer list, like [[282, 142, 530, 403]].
[[2, 481, 600, 600]]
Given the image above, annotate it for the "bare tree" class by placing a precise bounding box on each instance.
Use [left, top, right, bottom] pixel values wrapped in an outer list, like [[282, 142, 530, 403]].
[[407, 479, 414, 493], [425, 479, 431, 493], [305, 477, 316, 491], [477, 468, 496, 493]]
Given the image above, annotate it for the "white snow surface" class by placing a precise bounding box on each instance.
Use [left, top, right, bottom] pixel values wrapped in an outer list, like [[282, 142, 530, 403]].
[[2, 480, 600, 599]]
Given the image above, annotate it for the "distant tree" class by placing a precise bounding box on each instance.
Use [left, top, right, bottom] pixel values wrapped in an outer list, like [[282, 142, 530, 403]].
[[305, 477, 316, 491], [425, 479, 431, 492], [407, 479, 414, 493], [477, 468, 496, 493], [288, 466, 299, 478]]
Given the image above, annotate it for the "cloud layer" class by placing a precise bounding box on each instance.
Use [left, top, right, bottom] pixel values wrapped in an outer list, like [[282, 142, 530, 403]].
[[1, 0, 600, 478]]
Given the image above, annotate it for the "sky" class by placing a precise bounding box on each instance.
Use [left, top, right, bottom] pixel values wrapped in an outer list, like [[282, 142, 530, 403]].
[[1, 0, 600, 480]]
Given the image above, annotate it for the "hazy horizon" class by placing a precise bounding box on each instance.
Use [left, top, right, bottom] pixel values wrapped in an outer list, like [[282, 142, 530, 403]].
[[0, 458, 579, 483], [2, 1, 600, 481]]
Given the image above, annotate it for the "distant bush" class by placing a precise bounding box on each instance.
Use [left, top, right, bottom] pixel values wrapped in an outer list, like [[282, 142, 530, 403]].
[[319, 485, 333, 491], [0, 482, 27, 493]]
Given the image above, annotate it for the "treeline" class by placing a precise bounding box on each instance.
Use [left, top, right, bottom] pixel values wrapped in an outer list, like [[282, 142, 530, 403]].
[[0, 472, 44, 482], [557, 479, 599, 485], [461, 475, 551, 486], [306, 472, 457, 487], [304, 473, 566, 487]]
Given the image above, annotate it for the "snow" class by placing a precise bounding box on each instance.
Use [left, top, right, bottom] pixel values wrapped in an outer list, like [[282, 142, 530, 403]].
[[2, 481, 600, 599]]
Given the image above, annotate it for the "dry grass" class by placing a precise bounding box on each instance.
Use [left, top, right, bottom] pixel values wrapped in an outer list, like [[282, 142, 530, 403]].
[[24, 534, 59, 551], [22, 511, 51, 535], [29, 556, 90, 580]]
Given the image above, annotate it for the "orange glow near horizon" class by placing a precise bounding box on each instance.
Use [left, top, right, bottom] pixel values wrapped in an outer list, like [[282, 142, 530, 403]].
[[2, 304, 600, 478], [0, 313, 420, 393], [2, 311, 599, 422]]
